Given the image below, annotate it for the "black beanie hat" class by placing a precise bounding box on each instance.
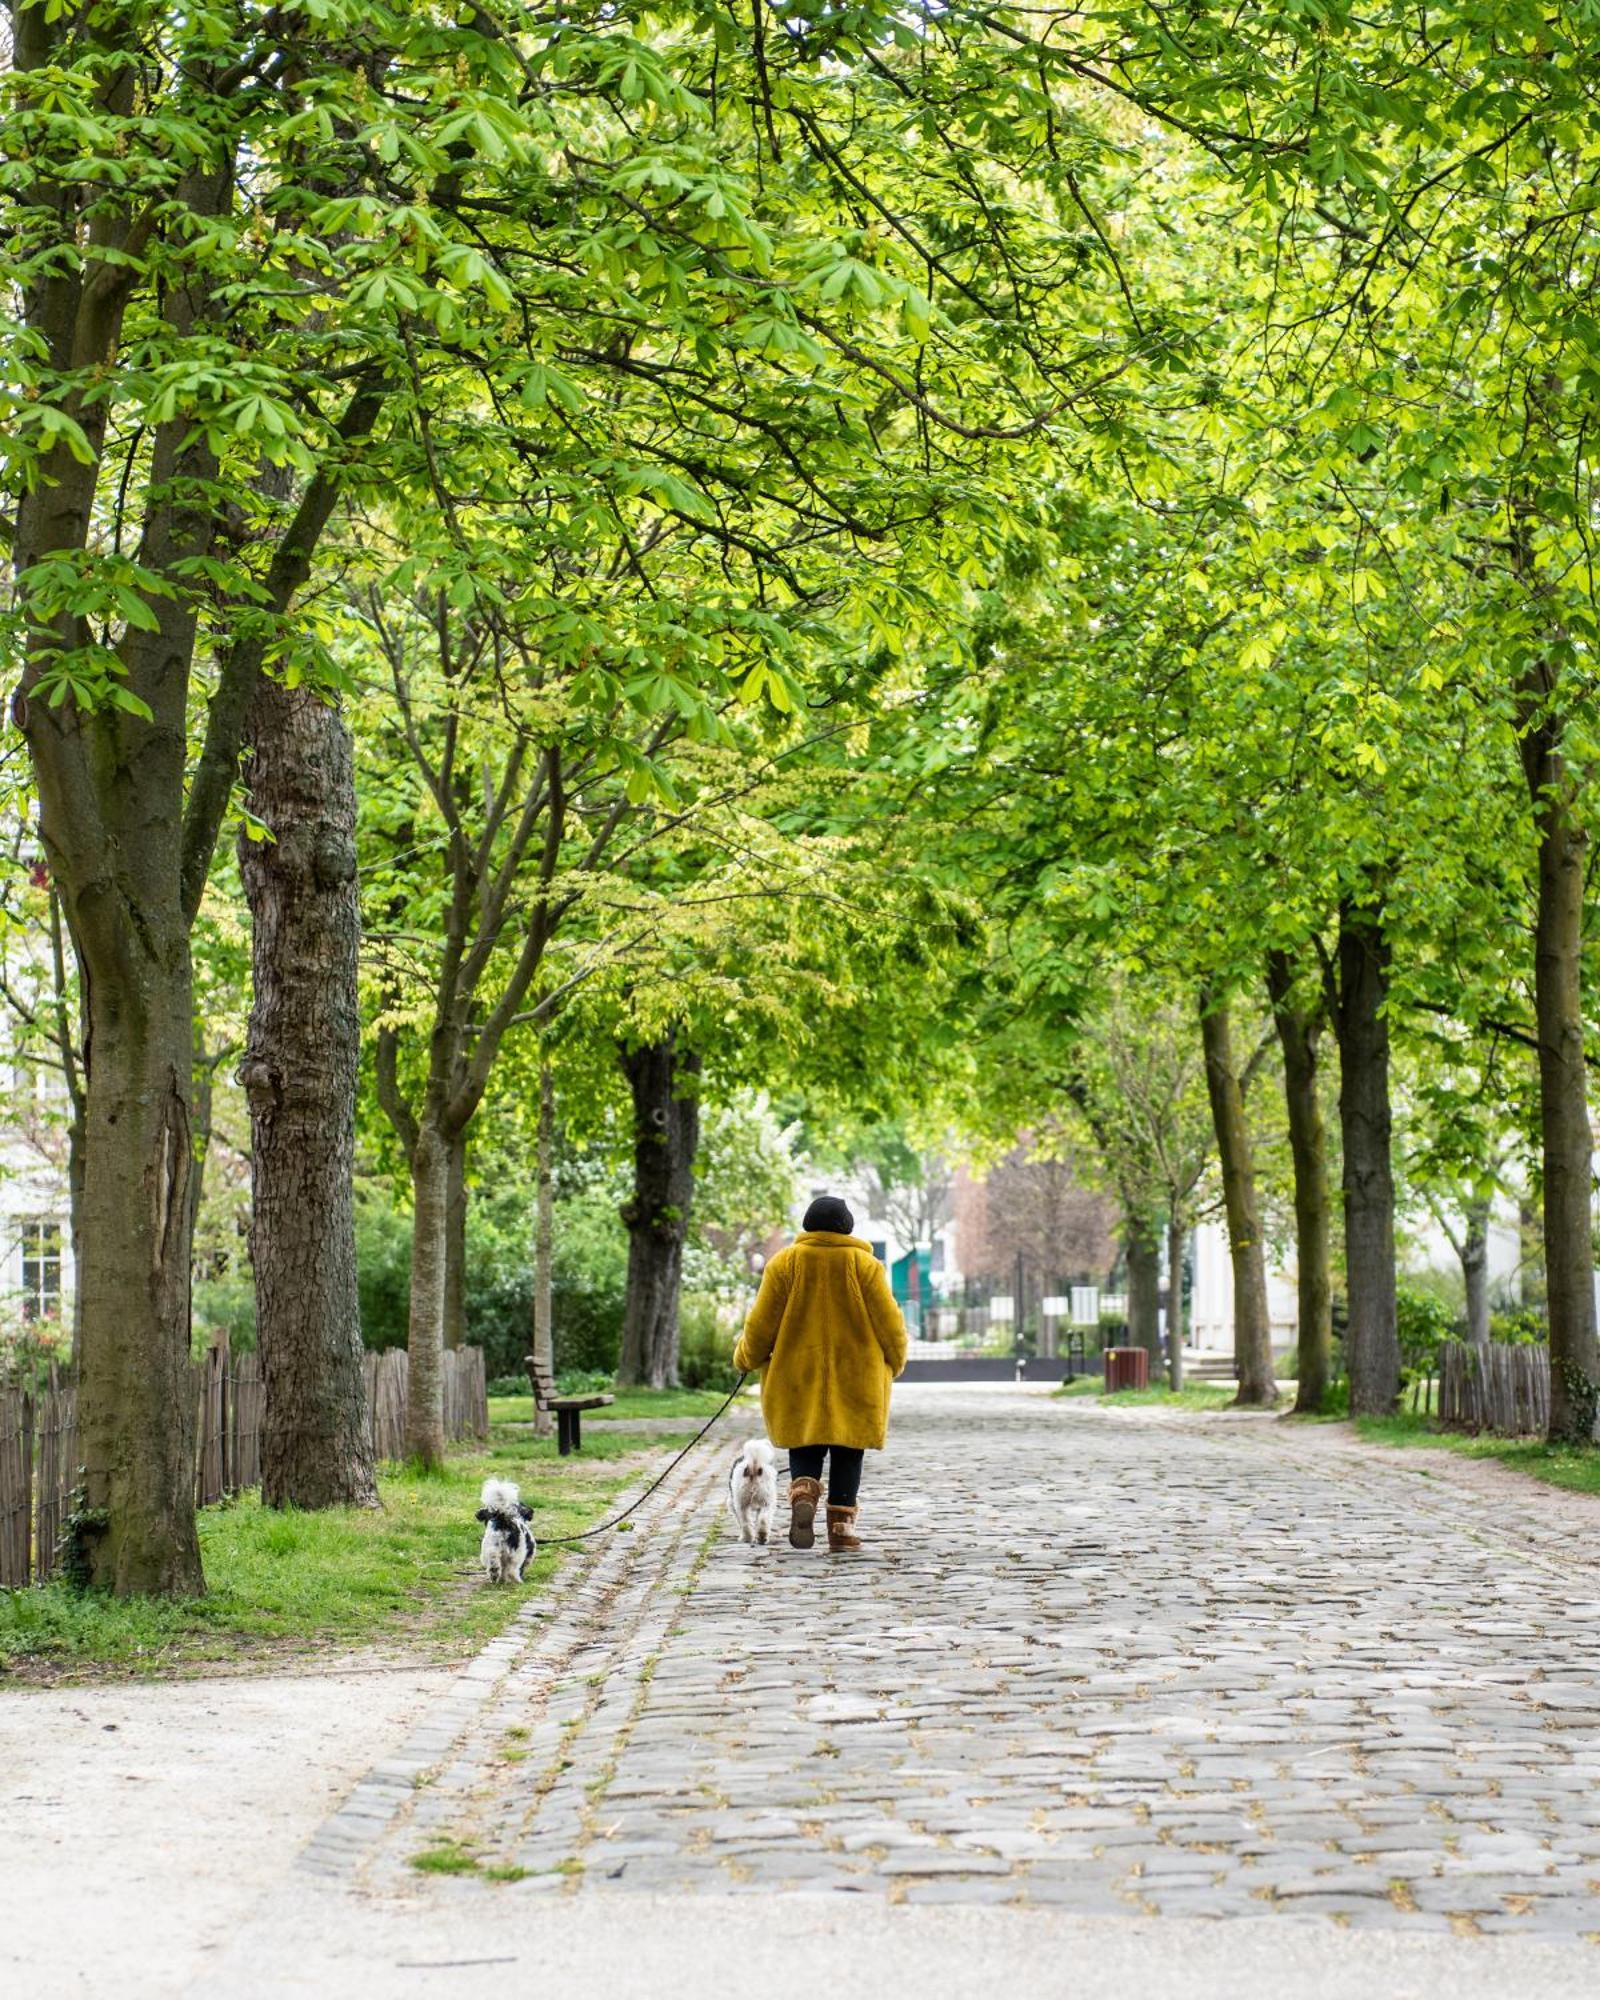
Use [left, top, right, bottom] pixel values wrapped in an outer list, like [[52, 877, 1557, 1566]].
[[803, 1194, 854, 1235]]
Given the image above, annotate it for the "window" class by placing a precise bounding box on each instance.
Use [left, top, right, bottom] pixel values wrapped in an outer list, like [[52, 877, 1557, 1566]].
[[19, 1219, 62, 1322]]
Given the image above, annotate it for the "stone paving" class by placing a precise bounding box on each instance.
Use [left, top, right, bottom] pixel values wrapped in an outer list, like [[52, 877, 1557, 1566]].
[[335, 1388, 1600, 1939]]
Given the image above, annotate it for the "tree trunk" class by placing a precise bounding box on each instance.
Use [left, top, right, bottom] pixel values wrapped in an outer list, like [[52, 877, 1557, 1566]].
[[1461, 1197, 1491, 1348], [1330, 901, 1400, 1416], [1526, 775, 1599, 1438], [65, 1089, 86, 1358], [443, 1127, 467, 1352], [532, 1062, 555, 1436], [1199, 992, 1277, 1407], [46, 889, 87, 1356], [240, 679, 377, 1510], [405, 1122, 451, 1465], [1513, 483, 1600, 1441], [70, 943, 205, 1594], [1124, 1217, 1161, 1370], [1268, 951, 1333, 1416], [617, 1034, 701, 1389], [1166, 1214, 1185, 1392]]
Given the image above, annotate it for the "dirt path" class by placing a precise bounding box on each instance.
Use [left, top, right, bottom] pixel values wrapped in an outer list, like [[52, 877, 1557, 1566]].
[[1, 1663, 451, 1996]]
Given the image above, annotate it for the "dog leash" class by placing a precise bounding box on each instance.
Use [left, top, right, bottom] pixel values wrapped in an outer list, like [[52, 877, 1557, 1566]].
[[536, 1372, 755, 1546]]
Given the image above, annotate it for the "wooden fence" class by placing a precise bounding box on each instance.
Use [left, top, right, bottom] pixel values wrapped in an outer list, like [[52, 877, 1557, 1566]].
[[0, 1343, 487, 1588], [0, 1388, 30, 1589], [1439, 1340, 1550, 1437]]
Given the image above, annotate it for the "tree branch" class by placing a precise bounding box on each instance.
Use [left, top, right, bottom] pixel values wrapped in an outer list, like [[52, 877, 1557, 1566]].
[[180, 381, 386, 923]]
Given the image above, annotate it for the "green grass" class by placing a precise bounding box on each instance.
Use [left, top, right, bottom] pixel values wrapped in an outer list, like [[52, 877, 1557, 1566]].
[[487, 1385, 738, 1427], [410, 1841, 481, 1875], [1054, 1377, 1235, 1408], [0, 1418, 698, 1683], [1352, 1410, 1600, 1495]]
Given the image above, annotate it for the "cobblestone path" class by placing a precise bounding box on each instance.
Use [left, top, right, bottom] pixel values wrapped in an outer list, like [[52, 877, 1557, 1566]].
[[334, 1389, 1600, 1940]]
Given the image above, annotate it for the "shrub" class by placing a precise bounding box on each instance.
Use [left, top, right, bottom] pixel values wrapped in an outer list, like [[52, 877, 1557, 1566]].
[[678, 1292, 740, 1391], [356, 1187, 414, 1351], [1318, 1377, 1350, 1417], [1396, 1282, 1460, 1374], [192, 1268, 257, 1354], [0, 1305, 71, 1389], [355, 1179, 630, 1379], [546, 1191, 629, 1376], [461, 1183, 629, 1380], [1489, 1306, 1547, 1346], [555, 1367, 616, 1396]]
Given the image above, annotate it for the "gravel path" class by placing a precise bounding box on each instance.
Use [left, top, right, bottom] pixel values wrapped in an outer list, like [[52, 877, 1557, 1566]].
[[328, 1387, 1600, 1940]]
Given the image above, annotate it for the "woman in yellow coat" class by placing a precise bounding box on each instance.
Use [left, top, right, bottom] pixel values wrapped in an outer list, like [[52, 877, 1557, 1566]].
[[732, 1195, 907, 1552]]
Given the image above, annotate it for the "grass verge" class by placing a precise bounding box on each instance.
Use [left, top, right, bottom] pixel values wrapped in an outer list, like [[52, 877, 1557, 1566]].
[[0, 1418, 698, 1684], [1352, 1410, 1600, 1496], [487, 1385, 738, 1427], [1055, 1377, 1236, 1409]]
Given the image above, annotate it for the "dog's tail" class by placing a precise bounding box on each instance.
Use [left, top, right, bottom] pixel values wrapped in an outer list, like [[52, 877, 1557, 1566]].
[[480, 1477, 521, 1513]]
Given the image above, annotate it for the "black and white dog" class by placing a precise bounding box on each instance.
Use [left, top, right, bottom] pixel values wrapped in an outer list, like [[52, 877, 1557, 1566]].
[[476, 1477, 536, 1584]]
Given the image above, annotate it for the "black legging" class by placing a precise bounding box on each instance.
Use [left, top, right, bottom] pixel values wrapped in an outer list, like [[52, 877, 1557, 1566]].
[[788, 1445, 864, 1507]]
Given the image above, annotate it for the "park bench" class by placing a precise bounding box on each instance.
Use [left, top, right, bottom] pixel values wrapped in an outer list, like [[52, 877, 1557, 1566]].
[[524, 1354, 613, 1456]]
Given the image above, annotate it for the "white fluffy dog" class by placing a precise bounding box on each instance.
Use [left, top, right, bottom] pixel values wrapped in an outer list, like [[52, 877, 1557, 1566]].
[[476, 1477, 535, 1584], [727, 1438, 778, 1545]]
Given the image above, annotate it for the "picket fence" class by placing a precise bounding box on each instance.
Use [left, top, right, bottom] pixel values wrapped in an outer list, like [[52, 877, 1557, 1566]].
[[0, 1343, 487, 1589], [1439, 1340, 1550, 1438]]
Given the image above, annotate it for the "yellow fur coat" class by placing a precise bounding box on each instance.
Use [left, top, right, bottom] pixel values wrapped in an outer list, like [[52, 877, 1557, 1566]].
[[732, 1231, 908, 1450]]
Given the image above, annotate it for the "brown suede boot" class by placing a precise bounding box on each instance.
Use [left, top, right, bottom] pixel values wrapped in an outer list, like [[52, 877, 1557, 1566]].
[[826, 1504, 862, 1552], [788, 1476, 822, 1549]]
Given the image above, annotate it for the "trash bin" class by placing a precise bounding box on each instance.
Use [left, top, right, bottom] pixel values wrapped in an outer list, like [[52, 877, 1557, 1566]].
[[1103, 1346, 1149, 1391]]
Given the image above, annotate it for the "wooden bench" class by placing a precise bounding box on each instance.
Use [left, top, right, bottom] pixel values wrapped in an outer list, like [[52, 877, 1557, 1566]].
[[524, 1354, 613, 1455]]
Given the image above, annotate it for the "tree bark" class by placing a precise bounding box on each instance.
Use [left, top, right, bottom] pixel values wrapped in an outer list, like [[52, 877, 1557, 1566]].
[[69, 938, 205, 1594], [1520, 719, 1600, 1438], [1461, 1197, 1491, 1348], [65, 1103, 86, 1356], [188, 1046, 214, 1250], [1268, 951, 1333, 1416], [617, 1034, 701, 1389], [443, 1127, 467, 1352], [1510, 470, 1600, 1440], [1327, 900, 1400, 1416], [405, 1122, 451, 1465], [45, 888, 87, 1355], [239, 679, 377, 1510], [532, 1062, 555, 1435], [1165, 1214, 1185, 1392], [1199, 992, 1277, 1407], [1124, 1216, 1161, 1370]]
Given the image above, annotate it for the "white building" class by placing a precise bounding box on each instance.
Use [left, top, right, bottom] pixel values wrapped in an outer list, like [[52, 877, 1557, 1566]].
[[0, 1048, 74, 1340]]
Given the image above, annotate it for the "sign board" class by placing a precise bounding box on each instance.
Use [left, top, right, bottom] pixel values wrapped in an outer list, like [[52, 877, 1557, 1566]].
[[1070, 1286, 1100, 1326], [988, 1295, 1015, 1322], [1042, 1296, 1070, 1316]]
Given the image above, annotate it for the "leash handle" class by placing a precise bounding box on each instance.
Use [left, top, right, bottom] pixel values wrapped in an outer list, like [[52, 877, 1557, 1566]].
[[538, 1372, 750, 1546]]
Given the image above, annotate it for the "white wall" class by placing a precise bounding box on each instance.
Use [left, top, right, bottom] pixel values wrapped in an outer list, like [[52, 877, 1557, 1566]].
[[1189, 1221, 1296, 1354], [1189, 1196, 1526, 1359], [0, 1038, 76, 1328]]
